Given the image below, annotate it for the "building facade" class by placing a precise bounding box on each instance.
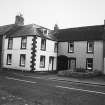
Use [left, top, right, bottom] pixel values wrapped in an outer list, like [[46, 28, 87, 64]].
[[1, 15, 57, 72], [0, 15, 105, 74]]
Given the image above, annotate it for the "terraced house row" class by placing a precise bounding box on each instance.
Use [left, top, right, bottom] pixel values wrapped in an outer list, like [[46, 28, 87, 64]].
[[0, 15, 105, 74]]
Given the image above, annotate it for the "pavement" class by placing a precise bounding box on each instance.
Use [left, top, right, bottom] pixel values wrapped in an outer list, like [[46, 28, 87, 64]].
[[1, 69, 105, 86], [9, 70, 105, 86]]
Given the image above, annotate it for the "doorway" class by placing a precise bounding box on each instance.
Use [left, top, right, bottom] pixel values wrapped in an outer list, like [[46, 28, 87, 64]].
[[68, 58, 76, 70], [49, 56, 54, 71]]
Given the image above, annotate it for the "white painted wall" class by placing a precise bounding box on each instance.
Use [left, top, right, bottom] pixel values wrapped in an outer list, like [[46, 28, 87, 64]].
[[58, 41, 103, 72], [35, 37, 57, 71], [3, 35, 57, 71], [3, 36, 33, 71]]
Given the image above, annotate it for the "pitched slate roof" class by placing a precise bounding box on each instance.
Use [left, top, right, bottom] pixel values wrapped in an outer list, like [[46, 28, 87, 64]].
[[0, 24, 57, 41], [0, 24, 14, 35], [0, 23, 105, 41], [54, 25, 105, 41]]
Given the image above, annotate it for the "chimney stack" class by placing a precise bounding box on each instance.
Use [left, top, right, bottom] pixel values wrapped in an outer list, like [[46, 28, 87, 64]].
[[15, 14, 24, 26], [54, 24, 59, 32]]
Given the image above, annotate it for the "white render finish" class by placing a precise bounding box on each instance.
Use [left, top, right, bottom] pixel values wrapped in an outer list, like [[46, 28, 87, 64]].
[[35, 36, 57, 71], [58, 41, 104, 72], [3, 35, 57, 71], [3, 36, 33, 71]]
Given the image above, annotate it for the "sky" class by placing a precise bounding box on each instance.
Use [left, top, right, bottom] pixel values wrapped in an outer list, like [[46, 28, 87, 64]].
[[0, 0, 105, 29]]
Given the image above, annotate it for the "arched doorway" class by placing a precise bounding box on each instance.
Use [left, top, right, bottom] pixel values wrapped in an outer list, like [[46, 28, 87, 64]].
[[57, 55, 68, 71]]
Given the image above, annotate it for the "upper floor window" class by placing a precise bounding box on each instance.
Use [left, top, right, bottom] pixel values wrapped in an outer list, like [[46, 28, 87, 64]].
[[20, 54, 26, 67], [87, 41, 94, 53], [43, 29, 47, 35], [40, 55, 45, 68], [7, 54, 12, 65], [54, 42, 58, 52], [41, 38, 46, 51], [68, 41, 74, 53], [8, 38, 13, 49], [86, 58, 93, 71], [21, 37, 27, 49]]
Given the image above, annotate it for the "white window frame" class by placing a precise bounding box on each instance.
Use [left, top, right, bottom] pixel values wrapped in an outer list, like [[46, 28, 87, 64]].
[[21, 37, 27, 49], [20, 54, 26, 67], [7, 54, 12, 65], [68, 41, 74, 53], [8, 38, 13, 49], [86, 58, 93, 70], [41, 38, 46, 51], [40, 56, 45, 68], [54, 42, 58, 52], [87, 41, 94, 53]]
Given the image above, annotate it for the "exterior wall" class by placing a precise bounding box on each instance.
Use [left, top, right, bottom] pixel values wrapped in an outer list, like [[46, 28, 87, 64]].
[[35, 37, 57, 71], [3, 36, 33, 71], [58, 41, 103, 72]]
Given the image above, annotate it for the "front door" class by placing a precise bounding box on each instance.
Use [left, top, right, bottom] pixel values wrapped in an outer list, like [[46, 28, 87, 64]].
[[49, 56, 54, 71], [68, 58, 76, 70]]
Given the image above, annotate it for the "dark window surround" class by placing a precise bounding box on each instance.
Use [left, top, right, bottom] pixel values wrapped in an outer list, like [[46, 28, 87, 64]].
[[7, 54, 12, 65], [86, 58, 93, 71], [41, 38, 46, 51], [87, 41, 94, 53], [68, 41, 74, 53], [21, 37, 27, 49], [20, 54, 26, 67], [40, 55, 45, 68], [8, 37, 13, 49]]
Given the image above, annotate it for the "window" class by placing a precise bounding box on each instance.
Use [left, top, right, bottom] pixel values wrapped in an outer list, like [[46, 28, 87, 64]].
[[21, 37, 27, 49], [54, 42, 58, 52], [41, 38, 46, 51], [68, 41, 74, 53], [87, 41, 94, 53], [37, 28, 43, 34], [20, 54, 26, 67], [40, 56, 45, 68], [8, 38, 13, 49], [7, 54, 12, 65], [43, 29, 47, 35], [86, 58, 93, 70]]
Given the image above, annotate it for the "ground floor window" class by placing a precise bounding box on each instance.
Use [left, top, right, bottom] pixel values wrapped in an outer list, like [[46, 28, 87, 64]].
[[20, 54, 26, 67], [86, 58, 93, 70], [7, 54, 12, 65], [40, 55, 45, 68]]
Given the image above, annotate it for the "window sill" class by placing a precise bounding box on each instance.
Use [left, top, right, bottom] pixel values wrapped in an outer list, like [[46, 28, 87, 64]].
[[20, 65, 25, 67], [20, 48, 27, 50], [40, 49, 46, 51], [7, 64, 11, 65], [40, 66, 45, 68], [87, 52, 94, 54], [8, 48, 12, 50], [68, 52, 74, 53]]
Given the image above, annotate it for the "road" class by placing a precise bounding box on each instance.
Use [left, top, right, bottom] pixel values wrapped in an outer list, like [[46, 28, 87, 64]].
[[0, 72, 105, 105]]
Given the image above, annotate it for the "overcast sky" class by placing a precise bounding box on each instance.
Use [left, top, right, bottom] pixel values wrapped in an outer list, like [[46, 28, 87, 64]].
[[0, 0, 105, 29]]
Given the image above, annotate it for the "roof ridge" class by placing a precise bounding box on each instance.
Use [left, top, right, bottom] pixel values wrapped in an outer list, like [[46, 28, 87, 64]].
[[60, 24, 104, 31]]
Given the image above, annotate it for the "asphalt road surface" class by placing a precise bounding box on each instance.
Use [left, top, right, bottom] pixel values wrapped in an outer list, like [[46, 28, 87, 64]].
[[0, 72, 105, 105]]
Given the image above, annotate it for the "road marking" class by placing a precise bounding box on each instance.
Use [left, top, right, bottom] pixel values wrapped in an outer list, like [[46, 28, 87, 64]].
[[5, 76, 105, 95], [56, 85, 105, 95], [13, 73, 105, 87], [6, 77, 37, 84]]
